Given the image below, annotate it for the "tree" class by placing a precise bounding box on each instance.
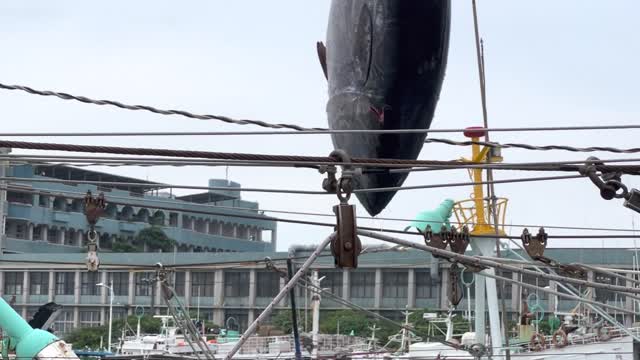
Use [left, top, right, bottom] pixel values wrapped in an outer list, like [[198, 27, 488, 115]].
[[319, 310, 372, 336], [112, 236, 141, 253], [64, 326, 107, 349], [271, 310, 294, 334], [134, 227, 176, 252]]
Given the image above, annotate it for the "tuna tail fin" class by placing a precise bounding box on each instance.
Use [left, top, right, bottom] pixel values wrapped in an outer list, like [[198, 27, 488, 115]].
[[316, 41, 328, 80]]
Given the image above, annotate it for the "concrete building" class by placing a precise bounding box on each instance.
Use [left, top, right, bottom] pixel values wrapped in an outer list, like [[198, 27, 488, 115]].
[[1, 164, 277, 254], [0, 163, 636, 336], [0, 247, 637, 335]]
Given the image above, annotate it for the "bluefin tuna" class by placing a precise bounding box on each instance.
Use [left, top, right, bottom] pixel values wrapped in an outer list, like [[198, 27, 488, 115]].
[[318, 0, 451, 216]]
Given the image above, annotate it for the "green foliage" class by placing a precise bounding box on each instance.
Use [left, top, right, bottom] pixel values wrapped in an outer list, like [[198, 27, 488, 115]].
[[536, 319, 556, 335], [271, 310, 294, 334], [64, 326, 107, 349], [134, 227, 176, 252], [319, 310, 373, 336], [112, 237, 141, 253]]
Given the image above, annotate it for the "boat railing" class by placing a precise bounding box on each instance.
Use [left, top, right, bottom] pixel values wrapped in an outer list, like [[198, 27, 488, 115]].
[[513, 326, 640, 353], [235, 334, 367, 354], [453, 198, 508, 233]]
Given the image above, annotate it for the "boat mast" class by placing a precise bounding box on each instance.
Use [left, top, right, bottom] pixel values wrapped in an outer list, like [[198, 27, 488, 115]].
[[456, 126, 505, 357], [310, 270, 322, 358]]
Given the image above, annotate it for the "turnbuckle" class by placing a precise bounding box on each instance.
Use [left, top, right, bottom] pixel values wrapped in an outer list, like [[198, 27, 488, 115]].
[[323, 150, 362, 269], [84, 191, 106, 272], [448, 263, 464, 307]]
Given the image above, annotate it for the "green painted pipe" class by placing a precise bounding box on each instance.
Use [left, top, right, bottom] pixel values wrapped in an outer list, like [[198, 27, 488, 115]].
[[404, 198, 455, 233], [0, 297, 58, 359]]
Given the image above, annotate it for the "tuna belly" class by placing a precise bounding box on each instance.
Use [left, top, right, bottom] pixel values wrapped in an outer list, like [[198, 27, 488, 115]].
[[327, 92, 429, 216]]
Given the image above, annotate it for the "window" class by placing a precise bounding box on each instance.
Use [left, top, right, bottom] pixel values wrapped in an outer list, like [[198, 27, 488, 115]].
[[350, 271, 375, 298], [595, 274, 619, 302], [224, 271, 249, 297], [257, 271, 280, 297], [173, 272, 185, 296], [47, 227, 58, 243], [501, 271, 513, 300], [33, 226, 42, 240], [112, 307, 129, 320], [7, 191, 32, 205], [521, 274, 549, 300], [4, 272, 24, 295], [53, 310, 74, 334], [135, 272, 153, 296], [55, 272, 75, 295], [319, 271, 343, 297], [109, 272, 129, 296], [191, 272, 215, 297], [30, 272, 49, 295], [416, 270, 438, 299], [79, 308, 101, 327], [81, 272, 101, 295], [382, 271, 408, 298]]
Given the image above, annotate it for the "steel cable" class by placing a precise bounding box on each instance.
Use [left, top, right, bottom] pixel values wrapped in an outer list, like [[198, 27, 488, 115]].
[[1, 81, 639, 136], [2, 139, 640, 175], [426, 137, 640, 154]]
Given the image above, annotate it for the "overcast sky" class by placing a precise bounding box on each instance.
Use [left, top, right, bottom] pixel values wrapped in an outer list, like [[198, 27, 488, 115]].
[[0, 1, 639, 252]]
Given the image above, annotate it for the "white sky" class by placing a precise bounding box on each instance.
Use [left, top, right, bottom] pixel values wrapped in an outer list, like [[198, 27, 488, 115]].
[[0, 1, 639, 251]]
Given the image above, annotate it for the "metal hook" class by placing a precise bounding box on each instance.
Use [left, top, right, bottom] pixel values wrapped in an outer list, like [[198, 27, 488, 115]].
[[329, 149, 355, 204]]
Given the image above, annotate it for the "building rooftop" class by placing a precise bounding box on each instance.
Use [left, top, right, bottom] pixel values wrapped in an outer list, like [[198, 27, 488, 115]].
[[33, 165, 164, 194]]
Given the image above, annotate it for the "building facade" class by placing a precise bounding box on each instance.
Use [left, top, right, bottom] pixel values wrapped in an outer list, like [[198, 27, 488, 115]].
[[2, 164, 277, 254], [0, 163, 636, 337], [0, 247, 637, 335]]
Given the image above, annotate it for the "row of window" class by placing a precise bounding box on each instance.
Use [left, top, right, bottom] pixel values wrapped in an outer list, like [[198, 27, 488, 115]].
[[3, 272, 154, 296], [1, 270, 444, 299], [319, 270, 440, 299], [7, 190, 264, 240], [9, 270, 588, 302]]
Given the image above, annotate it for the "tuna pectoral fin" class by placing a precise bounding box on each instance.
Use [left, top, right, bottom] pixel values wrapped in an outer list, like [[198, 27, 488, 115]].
[[316, 41, 328, 80]]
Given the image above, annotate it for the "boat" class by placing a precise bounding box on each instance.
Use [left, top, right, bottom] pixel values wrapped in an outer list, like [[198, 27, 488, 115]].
[[114, 315, 368, 359], [116, 316, 216, 356], [395, 127, 638, 359]]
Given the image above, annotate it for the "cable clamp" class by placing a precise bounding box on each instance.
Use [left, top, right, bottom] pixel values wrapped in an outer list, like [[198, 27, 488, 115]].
[[521, 227, 547, 261]]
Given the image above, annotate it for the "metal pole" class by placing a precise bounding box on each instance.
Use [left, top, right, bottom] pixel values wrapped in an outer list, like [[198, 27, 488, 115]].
[[224, 233, 334, 360], [287, 258, 303, 360], [108, 281, 114, 352], [471, 0, 511, 355]]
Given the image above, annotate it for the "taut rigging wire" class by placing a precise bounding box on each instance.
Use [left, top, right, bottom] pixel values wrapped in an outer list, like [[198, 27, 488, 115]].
[[1, 80, 639, 135], [0, 173, 587, 196]]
